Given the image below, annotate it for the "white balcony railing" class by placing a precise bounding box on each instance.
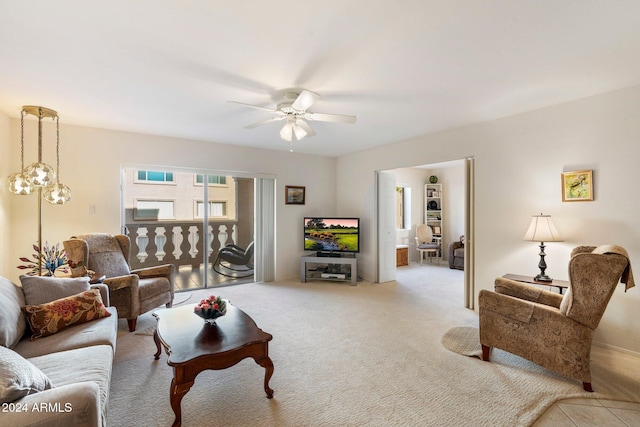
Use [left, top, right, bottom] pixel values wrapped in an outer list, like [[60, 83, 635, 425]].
[[126, 220, 239, 270]]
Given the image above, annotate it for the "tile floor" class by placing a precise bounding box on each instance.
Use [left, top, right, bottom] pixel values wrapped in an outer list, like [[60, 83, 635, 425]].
[[533, 398, 640, 426]]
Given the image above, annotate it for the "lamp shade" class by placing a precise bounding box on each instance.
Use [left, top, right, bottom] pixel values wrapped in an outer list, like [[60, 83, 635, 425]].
[[523, 214, 562, 242]]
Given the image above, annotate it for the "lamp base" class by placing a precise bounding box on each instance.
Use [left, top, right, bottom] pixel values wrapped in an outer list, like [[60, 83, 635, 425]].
[[534, 274, 553, 283]]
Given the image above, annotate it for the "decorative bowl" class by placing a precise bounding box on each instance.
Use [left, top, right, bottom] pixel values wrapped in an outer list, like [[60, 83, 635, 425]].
[[194, 307, 227, 325]]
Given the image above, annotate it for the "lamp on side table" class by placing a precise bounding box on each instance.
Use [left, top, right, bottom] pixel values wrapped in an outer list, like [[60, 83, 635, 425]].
[[523, 214, 563, 282]]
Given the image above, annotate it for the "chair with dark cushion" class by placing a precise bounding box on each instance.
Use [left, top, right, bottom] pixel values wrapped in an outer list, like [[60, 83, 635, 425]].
[[448, 235, 465, 270], [64, 233, 175, 332], [479, 245, 632, 392]]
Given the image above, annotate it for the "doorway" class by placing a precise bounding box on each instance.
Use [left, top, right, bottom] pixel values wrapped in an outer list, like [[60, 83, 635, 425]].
[[376, 158, 474, 308]]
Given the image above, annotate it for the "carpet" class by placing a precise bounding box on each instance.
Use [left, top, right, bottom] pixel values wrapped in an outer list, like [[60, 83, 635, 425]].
[[108, 266, 640, 427], [133, 293, 192, 335], [441, 326, 483, 358]]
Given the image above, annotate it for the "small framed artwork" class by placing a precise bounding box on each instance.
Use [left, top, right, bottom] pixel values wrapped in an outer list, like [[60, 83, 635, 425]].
[[433, 226, 441, 234], [285, 186, 306, 205], [561, 170, 593, 202]]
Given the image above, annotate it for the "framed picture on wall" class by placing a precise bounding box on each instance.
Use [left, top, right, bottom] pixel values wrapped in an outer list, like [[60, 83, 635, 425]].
[[561, 170, 593, 202], [285, 186, 306, 205]]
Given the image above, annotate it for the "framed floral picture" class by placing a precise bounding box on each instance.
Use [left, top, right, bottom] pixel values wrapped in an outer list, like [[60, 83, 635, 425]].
[[285, 186, 305, 205], [561, 170, 593, 202]]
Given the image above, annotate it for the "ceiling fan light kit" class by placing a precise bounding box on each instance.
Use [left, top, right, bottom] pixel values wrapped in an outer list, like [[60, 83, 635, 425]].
[[229, 89, 356, 151]]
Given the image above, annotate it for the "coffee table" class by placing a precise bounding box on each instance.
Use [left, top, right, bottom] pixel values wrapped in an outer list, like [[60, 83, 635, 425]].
[[153, 303, 274, 427]]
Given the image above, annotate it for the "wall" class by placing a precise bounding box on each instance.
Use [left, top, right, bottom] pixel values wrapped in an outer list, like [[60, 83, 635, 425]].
[[0, 110, 10, 274], [5, 121, 337, 284], [392, 167, 428, 260], [337, 85, 640, 354]]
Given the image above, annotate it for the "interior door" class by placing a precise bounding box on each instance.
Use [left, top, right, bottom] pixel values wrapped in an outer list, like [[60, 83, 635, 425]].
[[376, 170, 397, 283]]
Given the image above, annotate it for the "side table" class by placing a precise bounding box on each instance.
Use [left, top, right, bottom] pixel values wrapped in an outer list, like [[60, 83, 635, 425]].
[[502, 273, 569, 294]]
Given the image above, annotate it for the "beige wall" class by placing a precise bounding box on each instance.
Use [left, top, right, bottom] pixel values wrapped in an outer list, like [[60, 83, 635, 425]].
[[4, 121, 337, 284], [337, 85, 640, 354], [0, 110, 11, 275]]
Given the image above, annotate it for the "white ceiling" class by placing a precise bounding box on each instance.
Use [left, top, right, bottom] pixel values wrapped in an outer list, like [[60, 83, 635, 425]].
[[1, 1, 640, 157]]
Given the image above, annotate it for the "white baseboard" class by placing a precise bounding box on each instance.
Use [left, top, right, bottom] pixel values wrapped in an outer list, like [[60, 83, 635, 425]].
[[593, 341, 640, 358]]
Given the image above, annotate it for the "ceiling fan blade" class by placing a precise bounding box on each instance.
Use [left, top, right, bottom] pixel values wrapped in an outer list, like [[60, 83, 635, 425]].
[[228, 100, 280, 113], [295, 118, 315, 137], [243, 116, 286, 129], [305, 112, 357, 124], [291, 90, 320, 111]]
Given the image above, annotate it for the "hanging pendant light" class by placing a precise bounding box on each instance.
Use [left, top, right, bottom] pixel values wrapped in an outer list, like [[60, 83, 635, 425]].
[[42, 112, 71, 204], [22, 107, 57, 187], [8, 110, 34, 195], [7, 106, 71, 204], [7, 106, 72, 276]]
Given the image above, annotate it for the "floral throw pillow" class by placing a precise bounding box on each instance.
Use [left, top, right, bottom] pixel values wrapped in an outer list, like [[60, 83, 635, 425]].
[[21, 288, 111, 340]]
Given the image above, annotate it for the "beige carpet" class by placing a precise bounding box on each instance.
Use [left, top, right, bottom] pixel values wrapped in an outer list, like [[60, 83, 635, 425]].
[[108, 265, 640, 426]]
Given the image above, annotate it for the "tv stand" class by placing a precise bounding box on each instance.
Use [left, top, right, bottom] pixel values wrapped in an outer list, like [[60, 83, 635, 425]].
[[315, 251, 355, 258], [301, 255, 357, 286]]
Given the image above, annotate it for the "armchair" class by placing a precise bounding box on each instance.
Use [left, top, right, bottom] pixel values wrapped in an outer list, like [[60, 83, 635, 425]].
[[63, 233, 175, 332], [479, 245, 631, 391], [448, 235, 465, 270]]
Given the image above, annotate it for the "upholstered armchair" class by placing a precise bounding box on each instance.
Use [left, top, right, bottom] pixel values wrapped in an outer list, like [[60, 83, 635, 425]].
[[448, 235, 464, 270], [479, 245, 631, 392], [64, 233, 175, 332]]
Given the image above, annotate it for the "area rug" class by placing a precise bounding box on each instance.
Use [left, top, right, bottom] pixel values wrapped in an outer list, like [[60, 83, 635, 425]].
[[173, 292, 191, 306], [441, 326, 483, 358], [133, 293, 191, 335], [109, 271, 640, 427]]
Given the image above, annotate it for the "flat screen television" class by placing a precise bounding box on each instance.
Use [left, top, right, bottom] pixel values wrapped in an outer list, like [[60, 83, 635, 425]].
[[304, 217, 360, 253]]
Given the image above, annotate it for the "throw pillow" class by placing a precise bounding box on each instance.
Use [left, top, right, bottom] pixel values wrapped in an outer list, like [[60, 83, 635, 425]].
[[0, 345, 53, 403], [20, 275, 91, 306], [21, 289, 111, 340], [0, 277, 27, 348]]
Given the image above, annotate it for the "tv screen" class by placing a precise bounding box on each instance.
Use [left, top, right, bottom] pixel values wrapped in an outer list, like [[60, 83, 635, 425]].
[[304, 217, 360, 253]]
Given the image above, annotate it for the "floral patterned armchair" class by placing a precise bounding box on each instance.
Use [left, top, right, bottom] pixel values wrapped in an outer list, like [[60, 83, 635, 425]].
[[479, 245, 632, 392], [64, 233, 175, 332]]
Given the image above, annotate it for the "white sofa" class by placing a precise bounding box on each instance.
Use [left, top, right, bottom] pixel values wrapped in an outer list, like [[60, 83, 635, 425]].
[[0, 275, 118, 427]]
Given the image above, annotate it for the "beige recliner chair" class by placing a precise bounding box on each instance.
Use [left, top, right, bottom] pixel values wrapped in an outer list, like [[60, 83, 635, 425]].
[[64, 233, 175, 332], [479, 245, 633, 392]]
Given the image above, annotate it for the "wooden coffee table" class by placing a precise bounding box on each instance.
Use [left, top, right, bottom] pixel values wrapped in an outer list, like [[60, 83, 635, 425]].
[[153, 303, 274, 427]]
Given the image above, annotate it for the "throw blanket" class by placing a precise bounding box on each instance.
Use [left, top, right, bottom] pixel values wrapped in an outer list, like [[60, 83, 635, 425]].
[[592, 245, 635, 292]]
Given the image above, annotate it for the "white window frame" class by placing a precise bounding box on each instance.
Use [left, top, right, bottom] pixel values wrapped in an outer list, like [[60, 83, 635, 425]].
[[134, 199, 177, 220], [194, 200, 229, 219]]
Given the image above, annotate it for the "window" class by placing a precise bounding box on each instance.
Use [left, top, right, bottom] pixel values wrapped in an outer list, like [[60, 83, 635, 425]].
[[134, 200, 175, 220], [195, 175, 227, 185], [136, 170, 174, 183], [396, 186, 411, 229], [196, 201, 227, 218]]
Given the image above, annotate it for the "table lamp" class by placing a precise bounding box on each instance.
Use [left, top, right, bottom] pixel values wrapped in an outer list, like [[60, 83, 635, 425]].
[[523, 214, 562, 282]]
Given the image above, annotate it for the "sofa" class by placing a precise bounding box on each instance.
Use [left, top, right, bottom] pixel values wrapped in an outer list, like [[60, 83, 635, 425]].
[[0, 275, 118, 427], [448, 235, 464, 270]]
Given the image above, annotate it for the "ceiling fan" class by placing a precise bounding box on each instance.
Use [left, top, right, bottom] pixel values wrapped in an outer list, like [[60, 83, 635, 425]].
[[229, 90, 356, 143]]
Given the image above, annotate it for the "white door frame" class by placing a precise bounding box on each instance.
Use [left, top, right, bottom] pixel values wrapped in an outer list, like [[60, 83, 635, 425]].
[[374, 157, 475, 308]]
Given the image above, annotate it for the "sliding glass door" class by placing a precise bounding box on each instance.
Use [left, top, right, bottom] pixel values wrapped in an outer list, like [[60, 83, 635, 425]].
[[121, 167, 262, 290]]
